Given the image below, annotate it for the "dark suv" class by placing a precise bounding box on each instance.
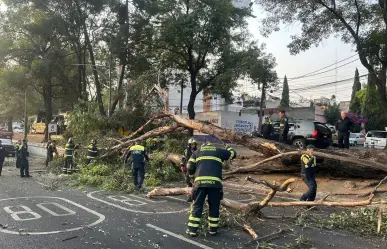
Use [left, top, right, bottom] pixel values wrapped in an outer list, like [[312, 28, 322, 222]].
[[254, 120, 332, 149]]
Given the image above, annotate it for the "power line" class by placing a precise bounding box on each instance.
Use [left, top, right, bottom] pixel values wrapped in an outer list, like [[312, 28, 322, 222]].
[[292, 74, 368, 91], [287, 54, 359, 80]]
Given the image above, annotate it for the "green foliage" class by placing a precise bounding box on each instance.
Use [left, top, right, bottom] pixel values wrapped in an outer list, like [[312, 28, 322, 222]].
[[349, 68, 362, 114], [361, 76, 385, 130], [280, 75, 290, 108], [325, 102, 341, 125], [145, 152, 182, 187]]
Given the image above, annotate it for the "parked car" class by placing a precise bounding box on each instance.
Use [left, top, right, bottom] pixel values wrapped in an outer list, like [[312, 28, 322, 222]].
[[0, 138, 16, 157], [349, 133, 365, 146], [253, 120, 332, 149], [364, 130, 387, 149]]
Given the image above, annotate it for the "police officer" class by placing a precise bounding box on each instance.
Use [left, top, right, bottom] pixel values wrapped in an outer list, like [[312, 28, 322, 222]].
[[86, 139, 98, 164], [186, 142, 237, 237], [180, 138, 198, 202], [261, 116, 273, 139], [0, 141, 5, 176], [15, 140, 22, 169], [124, 141, 149, 190], [20, 139, 30, 178], [335, 111, 353, 149], [64, 138, 75, 174], [45, 140, 57, 167], [279, 110, 289, 143], [300, 145, 317, 202]]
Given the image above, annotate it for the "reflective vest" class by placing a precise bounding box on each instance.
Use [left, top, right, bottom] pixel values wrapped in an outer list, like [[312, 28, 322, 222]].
[[279, 115, 289, 134], [301, 154, 317, 174], [187, 144, 236, 188], [65, 143, 75, 157], [128, 145, 148, 164], [87, 143, 98, 159], [46, 142, 56, 155], [15, 144, 21, 156]]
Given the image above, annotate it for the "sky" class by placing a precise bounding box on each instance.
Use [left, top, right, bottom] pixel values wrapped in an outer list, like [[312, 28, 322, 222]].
[[244, 4, 368, 104]]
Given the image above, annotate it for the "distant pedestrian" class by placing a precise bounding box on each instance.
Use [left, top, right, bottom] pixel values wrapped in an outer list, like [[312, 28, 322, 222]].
[[15, 140, 22, 169], [124, 141, 149, 191], [261, 116, 273, 139], [45, 140, 57, 167], [300, 145, 317, 202], [335, 111, 353, 149], [20, 139, 30, 178], [0, 141, 5, 176], [279, 110, 289, 143]]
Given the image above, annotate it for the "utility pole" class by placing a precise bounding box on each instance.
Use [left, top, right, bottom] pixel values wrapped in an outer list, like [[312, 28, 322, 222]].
[[24, 87, 28, 139], [180, 79, 184, 114], [108, 39, 112, 118]]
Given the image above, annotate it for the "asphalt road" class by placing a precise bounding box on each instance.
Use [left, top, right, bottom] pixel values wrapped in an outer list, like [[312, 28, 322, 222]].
[[0, 160, 387, 249]]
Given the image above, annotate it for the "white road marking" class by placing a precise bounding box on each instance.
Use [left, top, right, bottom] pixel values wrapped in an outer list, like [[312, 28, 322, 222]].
[[129, 194, 166, 203], [146, 224, 213, 249], [0, 196, 105, 235], [87, 191, 188, 214], [108, 195, 147, 206], [36, 202, 76, 217], [4, 205, 42, 221], [164, 196, 187, 203]]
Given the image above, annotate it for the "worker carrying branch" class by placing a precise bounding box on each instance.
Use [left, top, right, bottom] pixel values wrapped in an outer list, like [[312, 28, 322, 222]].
[[186, 142, 237, 237]]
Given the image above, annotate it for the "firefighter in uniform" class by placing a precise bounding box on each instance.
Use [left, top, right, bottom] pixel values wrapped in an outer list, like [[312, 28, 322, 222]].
[[300, 145, 318, 201], [180, 138, 198, 202], [186, 142, 237, 237], [45, 140, 58, 167], [20, 139, 30, 177], [15, 140, 22, 169], [279, 110, 289, 143], [124, 141, 149, 190], [64, 138, 75, 174], [0, 140, 5, 176], [261, 116, 273, 139], [86, 140, 98, 164]]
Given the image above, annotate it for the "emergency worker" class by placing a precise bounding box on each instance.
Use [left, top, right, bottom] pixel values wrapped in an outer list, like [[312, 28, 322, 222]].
[[20, 139, 30, 177], [15, 140, 22, 169], [0, 140, 5, 176], [86, 139, 98, 164], [45, 140, 57, 167], [64, 138, 75, 174], [279, 110, 289, 143], [186, 142, 237, 237], [124, 141, 149, 190], [300, 145, 318, 202], [261, 116, 273, 139], [180, 138, 198, 202]]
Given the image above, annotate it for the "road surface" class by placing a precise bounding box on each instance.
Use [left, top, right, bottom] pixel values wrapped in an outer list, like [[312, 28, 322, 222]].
[[0, 160, 386, 249]]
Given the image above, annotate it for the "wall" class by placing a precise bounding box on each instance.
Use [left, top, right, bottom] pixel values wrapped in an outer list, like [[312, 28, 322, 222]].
[[264, 107, 327, 123]]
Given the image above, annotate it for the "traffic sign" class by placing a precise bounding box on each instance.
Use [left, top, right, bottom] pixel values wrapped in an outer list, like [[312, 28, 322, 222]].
[[48, 123, 57, 134]]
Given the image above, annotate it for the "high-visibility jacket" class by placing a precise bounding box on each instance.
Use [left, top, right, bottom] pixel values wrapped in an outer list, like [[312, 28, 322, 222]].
[[15, 144, 21, 156], [87, 143, 98, 159], [65, 142, 75, 157], [187, 144, 236, 188], [301, 154, 317, 174], [46, 142, 57, 156], [261, 121, 273, 136], [125, 145, 149, 165]]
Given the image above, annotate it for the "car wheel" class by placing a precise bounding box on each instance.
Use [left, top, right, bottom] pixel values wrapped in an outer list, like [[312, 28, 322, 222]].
[[292, 138, 306, 149]]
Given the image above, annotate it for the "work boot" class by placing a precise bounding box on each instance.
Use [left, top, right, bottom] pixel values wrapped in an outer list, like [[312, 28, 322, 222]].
[[186, 229, 197, 237]]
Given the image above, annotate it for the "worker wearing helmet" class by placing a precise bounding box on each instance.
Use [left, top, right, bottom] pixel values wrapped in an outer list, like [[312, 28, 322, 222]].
[[180, 138, 198, 202], [64, 138, 75, 174], [86, 139, 98, 165], [261, 116, 273, 139], [186, 142, 237, 237]]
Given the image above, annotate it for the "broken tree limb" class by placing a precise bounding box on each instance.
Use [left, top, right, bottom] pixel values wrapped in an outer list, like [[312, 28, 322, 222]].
[[121, 113, 170, 141]]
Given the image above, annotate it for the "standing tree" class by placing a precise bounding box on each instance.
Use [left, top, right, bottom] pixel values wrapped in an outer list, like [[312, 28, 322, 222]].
[[257, 0, 387, 123], [349, 68, 362, 114], [279, 75, 289, 108], [362, 74, 384, 130]]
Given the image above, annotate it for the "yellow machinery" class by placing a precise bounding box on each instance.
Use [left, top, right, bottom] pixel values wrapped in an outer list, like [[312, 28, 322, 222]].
[[31, 112, 68, 134]]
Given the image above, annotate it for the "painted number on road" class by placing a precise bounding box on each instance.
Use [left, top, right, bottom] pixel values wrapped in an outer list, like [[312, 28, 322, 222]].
[[108, 195, 146, 206], [3, 206, 42, 221], [4, 202, 76, 221]]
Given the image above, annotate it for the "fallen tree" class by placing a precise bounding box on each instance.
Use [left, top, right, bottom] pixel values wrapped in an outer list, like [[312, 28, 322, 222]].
[[103, 112, 387, 177], [146, 176, 386, 240]]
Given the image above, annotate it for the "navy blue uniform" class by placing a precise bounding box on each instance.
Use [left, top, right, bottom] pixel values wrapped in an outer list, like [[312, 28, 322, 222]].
[[64, 142, 75, 173], [186, 143, 236, 236], [279, 115, 289, 142], [125, 144, 149, 190], [86, 143, 98, 164], [45, 142, 57, 167], [300, 154, 317, 201], [261, 121, 273, 139], [15, 143, 21, 168], [20, 143, 30, 177], [0, 144, 5, 176]]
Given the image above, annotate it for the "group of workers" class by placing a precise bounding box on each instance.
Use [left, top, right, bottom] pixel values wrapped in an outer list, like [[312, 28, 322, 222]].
[[260, 110, 289, 142]]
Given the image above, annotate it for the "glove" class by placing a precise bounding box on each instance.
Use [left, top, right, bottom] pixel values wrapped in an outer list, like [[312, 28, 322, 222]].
[[180, 163, 186, 173]]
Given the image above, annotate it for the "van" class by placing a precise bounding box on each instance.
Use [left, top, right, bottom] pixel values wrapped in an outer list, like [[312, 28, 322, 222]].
[[364, 130, 387, 149]]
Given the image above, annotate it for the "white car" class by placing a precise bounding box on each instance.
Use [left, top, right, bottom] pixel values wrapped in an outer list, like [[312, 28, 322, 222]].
[[364, 130, 387, 149], [13, 127, 24, 133], [349, 133, 365, 146]]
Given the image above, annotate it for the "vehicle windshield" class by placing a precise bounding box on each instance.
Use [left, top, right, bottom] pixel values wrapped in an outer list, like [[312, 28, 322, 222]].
[[350, 134, 357, 138], [0, 139, 12, 145], [367, 132, 387, 138]]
